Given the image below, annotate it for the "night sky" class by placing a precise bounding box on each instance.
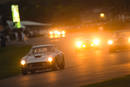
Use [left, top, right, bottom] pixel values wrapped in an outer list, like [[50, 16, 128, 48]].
[[0, 0, 130, 24]]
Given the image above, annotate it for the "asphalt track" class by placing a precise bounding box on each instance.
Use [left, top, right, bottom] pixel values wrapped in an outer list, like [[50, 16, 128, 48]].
[[1, 33, 130, 87]]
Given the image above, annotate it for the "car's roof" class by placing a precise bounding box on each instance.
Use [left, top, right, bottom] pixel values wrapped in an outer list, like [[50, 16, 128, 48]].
[[32, 44, 55, 49]]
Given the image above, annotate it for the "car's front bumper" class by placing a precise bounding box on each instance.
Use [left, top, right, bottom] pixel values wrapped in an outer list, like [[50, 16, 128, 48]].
[[22, 62, 54, 70]]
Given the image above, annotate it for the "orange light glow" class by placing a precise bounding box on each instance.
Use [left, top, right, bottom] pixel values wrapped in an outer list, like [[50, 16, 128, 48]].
[[91, 44, 94, 47], [49, 31, 53, 35], [62, 34, 65, 37], [61, 31, 66, 34], [49, 30, 66, 38], [100, 13, 105, 18], [128, 37, 130, 43], [82, 44, 86, 48], [54, 30, 59, 34], [54, 34, 58, 38], [50, 35, 54, 38], [48, 57, 53, 63], [76, 41, 83, 48], [93, 38, 100, 46], [21, 60, 26, 65], [108, 40, 113, 45]]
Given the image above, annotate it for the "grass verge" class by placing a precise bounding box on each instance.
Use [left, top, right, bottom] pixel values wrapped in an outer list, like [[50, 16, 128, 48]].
[[0, 45, 31, 79], [82, 75, 130, 87]]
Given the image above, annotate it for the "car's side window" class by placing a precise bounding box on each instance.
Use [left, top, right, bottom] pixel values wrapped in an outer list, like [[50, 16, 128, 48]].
[[28, 49, 33, 56]]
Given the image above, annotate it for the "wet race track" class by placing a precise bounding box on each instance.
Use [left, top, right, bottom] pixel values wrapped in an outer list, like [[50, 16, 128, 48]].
[[1, 33, 130, 87]]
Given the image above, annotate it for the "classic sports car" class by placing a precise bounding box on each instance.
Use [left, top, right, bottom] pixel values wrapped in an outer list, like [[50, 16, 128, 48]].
[[108, 31, 130, 52], [108, 37, 130, 52], [75, 38, 101, 51], [20, 44, 65, 75]]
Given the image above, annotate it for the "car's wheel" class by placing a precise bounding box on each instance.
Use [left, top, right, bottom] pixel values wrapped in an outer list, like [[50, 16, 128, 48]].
[[59, 56, 65, 70], [52, 59, 59, 71], [59, 62, 65, 69], [21, 68, 28, 75]]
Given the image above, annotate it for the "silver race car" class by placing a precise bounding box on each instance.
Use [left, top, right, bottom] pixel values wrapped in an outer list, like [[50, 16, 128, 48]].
[[20, 44, 65, 75]]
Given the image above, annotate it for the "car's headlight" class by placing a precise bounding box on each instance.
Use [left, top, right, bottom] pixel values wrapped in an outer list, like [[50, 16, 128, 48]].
[[91, 43, 94, 47], [82, 44, 86, 48], [61, 31, 65, 35], [49, 31, 53, 35], [128, 37, 130, 43], [76, 41, 83, 48], [48, 57, 53, 63], [93, 38, 100, 46], [21, 60, 26, 65], [108, 40, 113, 45]]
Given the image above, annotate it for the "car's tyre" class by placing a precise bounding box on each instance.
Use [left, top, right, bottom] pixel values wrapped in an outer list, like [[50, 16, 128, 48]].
[[52, 59, 59, 71], [59, 56, 65, 70], [59, 62, 65, 70], [21, 69, 28, 75]]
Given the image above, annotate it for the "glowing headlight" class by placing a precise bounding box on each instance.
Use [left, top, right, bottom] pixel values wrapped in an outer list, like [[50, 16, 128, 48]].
[[57, 31, 61, 35], [61, 31, 66, 34], [91, 43, 94, 47], [50, 35, 54, 38], [21, 60, 26, 65], [49, 31, 53, 35], [76, 41, 83, 48], [49, 30, 66, 38], [54, 30, 59, 34], [108, 40, 113, 45], [93, 38, 100, 45], [61, 31, 66, 37], [49, 31, 54, 38], [48, 57, 53, 63], [128, 37, 130, 43], [82, 44, 86, 48], [62, 34, 65, 37]]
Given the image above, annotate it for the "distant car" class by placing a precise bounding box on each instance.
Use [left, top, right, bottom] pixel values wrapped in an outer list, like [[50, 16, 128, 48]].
[[108, 37, 130, 52], [75, 38, 101, 51], [49, 30, 66, 39], [20, 44, 65, 75]]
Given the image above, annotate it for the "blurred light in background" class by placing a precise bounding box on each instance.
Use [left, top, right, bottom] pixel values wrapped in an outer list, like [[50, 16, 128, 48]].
[[49, 30, 66, 38], [128, 37, 130, 43], [93, 38, 100, 46], [100, 13, 105, 18], [91, 43, 94, 47], [108, 40, 113, 45], [49, 31, 53, 35], [82, 44, 86, 48], [76, 41, 83, 48]]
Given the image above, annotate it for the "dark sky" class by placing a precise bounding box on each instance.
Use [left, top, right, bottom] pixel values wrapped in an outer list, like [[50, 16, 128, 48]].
[[0, 0, 9, 4], [0, 0, 130, 24]]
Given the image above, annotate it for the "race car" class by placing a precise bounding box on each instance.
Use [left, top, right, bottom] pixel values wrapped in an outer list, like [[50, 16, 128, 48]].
[[49, 30, 66, 39], [107, 37, 130, 52], [75, 38, 101, 51], [20, 44, 65, 75]]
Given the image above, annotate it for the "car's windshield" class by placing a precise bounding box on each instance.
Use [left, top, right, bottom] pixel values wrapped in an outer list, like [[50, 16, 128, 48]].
[[33, 46, 55, 54]]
